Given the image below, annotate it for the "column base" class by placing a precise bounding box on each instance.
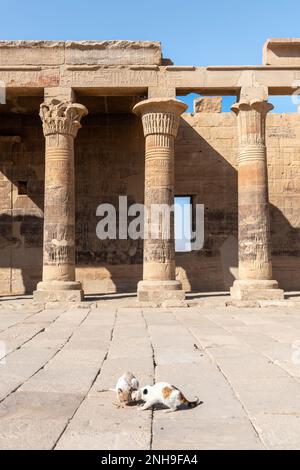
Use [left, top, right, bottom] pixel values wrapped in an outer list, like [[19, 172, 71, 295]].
[[137, 280, 186, 304], [33, 281, 84, 302], [230, 279, 284, 301]]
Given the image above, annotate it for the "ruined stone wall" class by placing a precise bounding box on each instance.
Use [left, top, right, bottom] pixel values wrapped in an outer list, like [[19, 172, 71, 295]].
[[175, 111, 300, 292], [1, 109, 300, 294]]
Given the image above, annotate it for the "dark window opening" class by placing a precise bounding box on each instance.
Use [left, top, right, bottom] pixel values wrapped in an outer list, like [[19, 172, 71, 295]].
[[18, 180, 28, 195]]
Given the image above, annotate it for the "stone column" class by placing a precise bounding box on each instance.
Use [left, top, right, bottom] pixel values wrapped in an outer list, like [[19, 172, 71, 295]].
[[133, 98, 187, 303], [33, 98, 88, 302], [230, 87, 283, 301]]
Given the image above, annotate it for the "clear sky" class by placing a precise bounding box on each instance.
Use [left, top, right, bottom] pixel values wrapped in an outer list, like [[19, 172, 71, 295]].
[[1, 0, 300, 112], [1, 0, 299, 65]]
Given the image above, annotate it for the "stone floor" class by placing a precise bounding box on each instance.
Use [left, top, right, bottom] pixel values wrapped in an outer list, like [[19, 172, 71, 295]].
[[1, 293, 300, 450]]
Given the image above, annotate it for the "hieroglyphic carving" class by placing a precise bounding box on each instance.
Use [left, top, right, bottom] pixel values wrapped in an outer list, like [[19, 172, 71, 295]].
[[268, 126, 296, 138], [144, 239, 175, 263], [0, 69, 59, 87], [44, 224, 75, 265], [61, 69, 158, 88], [44, 186, 70, 219], [232, 92, 274, 280], [232, 100, 273, 163], [38, 98, 88, 285]]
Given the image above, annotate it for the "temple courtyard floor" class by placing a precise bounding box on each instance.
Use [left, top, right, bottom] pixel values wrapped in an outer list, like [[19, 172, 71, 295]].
[[1, 292, 300, 450]]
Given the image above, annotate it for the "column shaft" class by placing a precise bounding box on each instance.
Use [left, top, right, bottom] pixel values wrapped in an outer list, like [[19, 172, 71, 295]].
[[133, 98, 187, 303], [34, 99, 88, 302], [143, 130, 175, 281], [43, 132, 76, 282], [230, 90, 283, 301], [238, 141, 272, 280]]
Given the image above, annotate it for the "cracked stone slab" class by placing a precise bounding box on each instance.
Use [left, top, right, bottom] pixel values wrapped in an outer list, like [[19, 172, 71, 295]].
[[251, 413, 300, 450], [0, 391, 83, 450], [0, 347, 58, 400], [55, 394, 151, 450], [152, 416, 264, 450]]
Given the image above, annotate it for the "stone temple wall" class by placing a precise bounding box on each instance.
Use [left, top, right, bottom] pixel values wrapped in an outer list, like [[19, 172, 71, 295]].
[[1, 107, 300, 294], [176, 111, 300, 293]]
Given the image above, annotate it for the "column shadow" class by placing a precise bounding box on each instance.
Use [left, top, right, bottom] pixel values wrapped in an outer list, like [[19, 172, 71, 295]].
[[0, 112, 44, 296], [174, 116, 300, 293], [174, 116, 239, 292], [1, 111, 300, 297]]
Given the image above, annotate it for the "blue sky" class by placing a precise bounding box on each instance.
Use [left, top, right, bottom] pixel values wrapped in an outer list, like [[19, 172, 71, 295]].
[[1, 0, 300, 112], [1, 0, 299, 66]]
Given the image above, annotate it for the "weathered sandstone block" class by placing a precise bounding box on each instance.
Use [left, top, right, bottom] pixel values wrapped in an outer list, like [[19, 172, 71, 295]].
[[65, 41, 162, 66], [263, 38, 300, 65], [194, 97, 222, 113], [0, 40, 162, 68], [0, 40, 65, 65]]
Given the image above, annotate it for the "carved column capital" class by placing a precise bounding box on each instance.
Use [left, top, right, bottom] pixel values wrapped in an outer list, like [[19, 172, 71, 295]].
[[231, 97, 273, 163], [40, 99, 88, 138], [133, 98, 187, 137], [231, 98, 273, 116]]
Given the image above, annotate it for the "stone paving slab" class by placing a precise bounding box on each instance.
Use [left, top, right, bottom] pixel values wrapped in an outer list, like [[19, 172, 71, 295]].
[[55, 394, 152, 450], [0, 391, 83, 450], [152, 416, 264, 450], [1, 297, 300, 449]]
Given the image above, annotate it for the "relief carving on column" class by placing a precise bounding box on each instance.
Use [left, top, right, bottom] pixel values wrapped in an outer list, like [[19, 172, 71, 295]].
[[40, 98, 88, 137], [142, 112, 180, 137], [231, 89, 276, 286], [144, 239, 175, 263], [133, 98, 187, 138], [231, 96, 273, 163], [43, 223, 75, 266]]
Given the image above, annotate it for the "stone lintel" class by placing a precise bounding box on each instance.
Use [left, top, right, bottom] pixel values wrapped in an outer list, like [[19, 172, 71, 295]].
[[148, 86, 177, 99], [44, 87, 75, 103], [2, 64, 300, 96]]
